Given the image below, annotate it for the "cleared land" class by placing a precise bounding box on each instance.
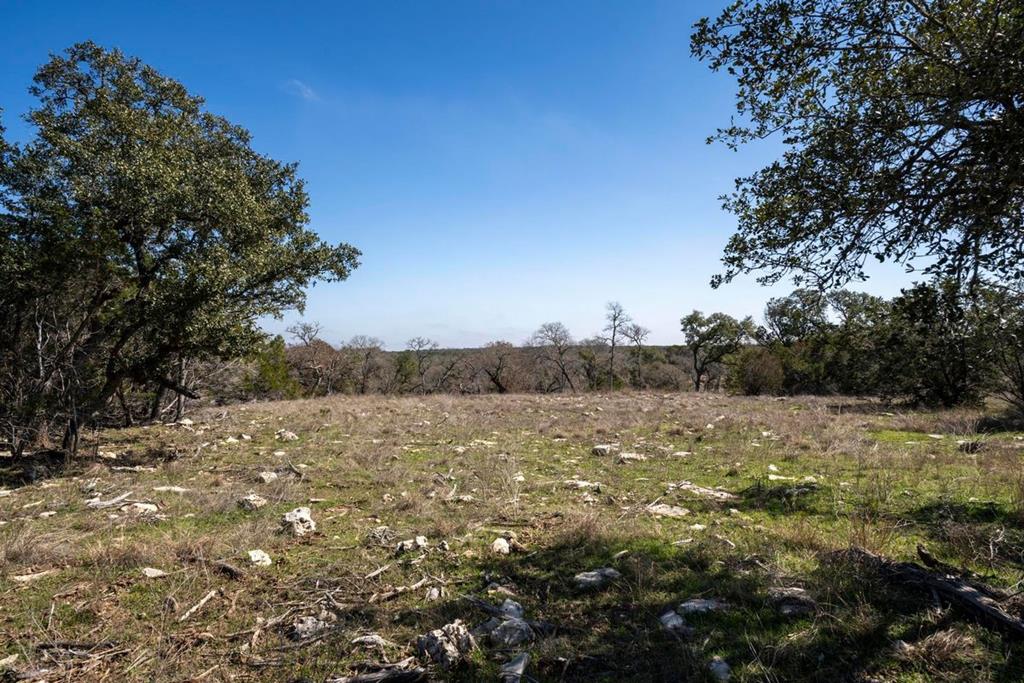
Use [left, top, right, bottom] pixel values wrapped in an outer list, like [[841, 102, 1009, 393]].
[[2, 393, 1024, 681]]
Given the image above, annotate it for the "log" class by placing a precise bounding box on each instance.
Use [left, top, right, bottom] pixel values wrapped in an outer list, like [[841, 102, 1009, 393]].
[[837, 546, 1024, 639]]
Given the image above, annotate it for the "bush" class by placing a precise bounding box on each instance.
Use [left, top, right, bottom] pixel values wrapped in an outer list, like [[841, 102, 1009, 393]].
[[727, 347, 784, 396]]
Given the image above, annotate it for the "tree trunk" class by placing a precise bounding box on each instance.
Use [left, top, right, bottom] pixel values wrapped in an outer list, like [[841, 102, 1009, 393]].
[[173, 356, 186, 421], [149, 384, 167, 421], [117, 387, 134, 427]]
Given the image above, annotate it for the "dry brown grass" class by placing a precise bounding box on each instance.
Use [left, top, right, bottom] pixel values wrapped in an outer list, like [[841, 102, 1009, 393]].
[[0, 392, 1021, 681]]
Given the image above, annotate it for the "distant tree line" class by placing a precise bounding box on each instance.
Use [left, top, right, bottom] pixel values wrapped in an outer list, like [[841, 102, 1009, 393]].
[[199, 301, 698, 401], [152, 281, 1022, 419]]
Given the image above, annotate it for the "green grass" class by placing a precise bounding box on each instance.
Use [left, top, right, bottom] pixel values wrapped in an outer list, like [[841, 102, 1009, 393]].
[[1, 393, 1023, 681]]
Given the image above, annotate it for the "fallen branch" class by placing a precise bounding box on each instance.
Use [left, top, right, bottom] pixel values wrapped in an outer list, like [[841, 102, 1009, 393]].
[[85, 491, 132, 509], [370, 577, 429, 603], [461, 595, 557, 636], [364, 564, 391, 580], [329, 658, 427, 683], [286, 461, 305, 480], [837, 546, 1024, 639], [915, 544, 1007, 600], [37, 640, 118, 651], [179, 589, 218, 622]]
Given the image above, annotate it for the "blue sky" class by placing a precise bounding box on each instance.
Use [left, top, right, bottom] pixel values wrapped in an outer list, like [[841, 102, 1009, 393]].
[[1, 1, 916, 348]]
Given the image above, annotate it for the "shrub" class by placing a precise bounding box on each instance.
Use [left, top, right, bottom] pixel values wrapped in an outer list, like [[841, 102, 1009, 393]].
[[727, 347, 784, 396]]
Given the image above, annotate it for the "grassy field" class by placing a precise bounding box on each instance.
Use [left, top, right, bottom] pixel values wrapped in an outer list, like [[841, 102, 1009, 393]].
[[2, 393, 1024, 682]]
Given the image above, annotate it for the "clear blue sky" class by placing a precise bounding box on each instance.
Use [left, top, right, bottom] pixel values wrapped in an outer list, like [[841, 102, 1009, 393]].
[[2, 1, 916, 349]]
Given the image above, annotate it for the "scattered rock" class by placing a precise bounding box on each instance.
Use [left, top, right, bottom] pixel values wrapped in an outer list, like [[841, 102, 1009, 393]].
[[416, 620, 477, 669], [470, 616, 502, 640], [351, 633, 396, 649], [659, 609, 685, 629], [426, 586, 441, 601], [708, 656, 731, 681], [659, 609, 694, 636], [152, 486, 190, 493], [247, 549, 272, 566], [85, 491, 132, 509], [678, 597, 728, 614], [257, 471, 279, 484], [141, 567, 168, 579], [564, 479, 601, 491], [499, 652, 530, 683], [490, 617, 534, 647], [239, 493, 268, 511], [291, 615, 329, 641], [11, 569, 57, 583], [591, 444, 616, 456], [574, 567, 621, 590], [768, 586, 817, 617], [281, 507, 316, 536], [647, 503, 690, 518], [276, 429, 299, 441], [120, 502, 158, 514], [491, 537, 511, 555], [366, 526, 396, 546], [668, 481, 738, 502], [396, 536, 428, 555], [177, 418, 194, 427], [499, 599, 525, 618], [618, 452, 647, 463]]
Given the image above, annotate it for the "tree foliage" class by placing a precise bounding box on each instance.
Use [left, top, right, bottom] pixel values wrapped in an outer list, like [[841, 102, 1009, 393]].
[[693, 0, 1024, 289], [0, 43, 359, 454], [680, 310, 754, 390], [880, 280, 998, 407]]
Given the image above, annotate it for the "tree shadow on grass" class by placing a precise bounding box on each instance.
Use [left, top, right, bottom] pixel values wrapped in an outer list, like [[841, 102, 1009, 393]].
[[269, 528, 1021, 682], [0, 443, 180, 489], [904, 500, 1024, 574], [0, 448, 73, 488], [733, 480, 827, 518]]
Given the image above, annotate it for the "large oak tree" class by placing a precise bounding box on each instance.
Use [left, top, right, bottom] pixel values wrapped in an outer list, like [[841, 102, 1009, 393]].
[[0, 43, 359, 454], [693, 0, 1024, 289]]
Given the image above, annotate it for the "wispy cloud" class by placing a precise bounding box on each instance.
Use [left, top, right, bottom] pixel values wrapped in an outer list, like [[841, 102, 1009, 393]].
[[285, 79, 319, 102]]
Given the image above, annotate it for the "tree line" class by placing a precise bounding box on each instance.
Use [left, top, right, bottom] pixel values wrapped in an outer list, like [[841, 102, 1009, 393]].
[[169, 281, 1024, 420]]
